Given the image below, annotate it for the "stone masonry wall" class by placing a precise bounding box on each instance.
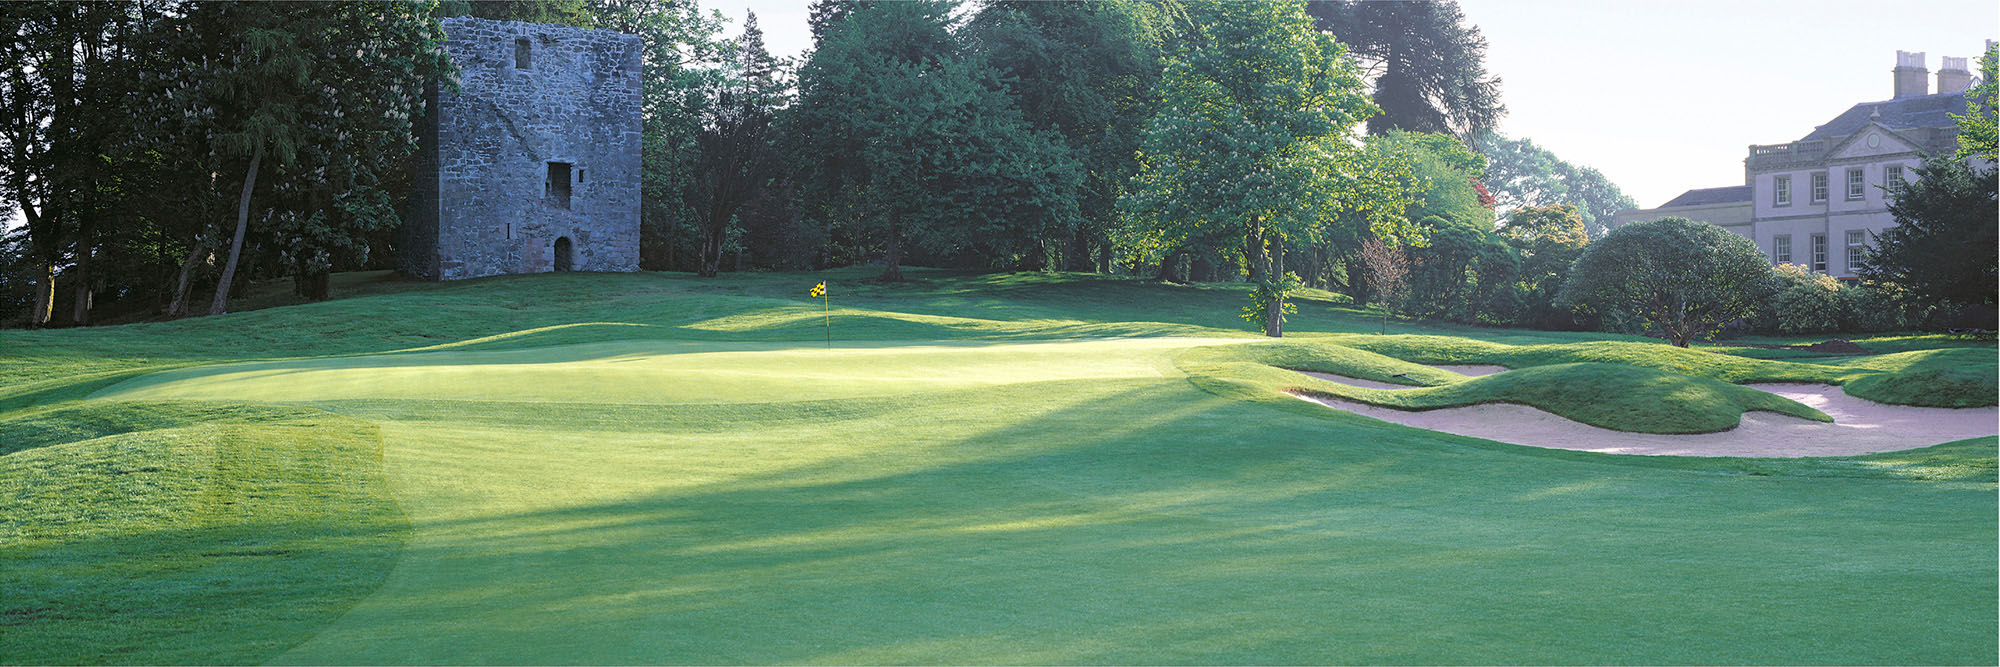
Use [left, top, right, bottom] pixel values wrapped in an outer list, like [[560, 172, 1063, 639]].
[[410, 17, 642, 281]]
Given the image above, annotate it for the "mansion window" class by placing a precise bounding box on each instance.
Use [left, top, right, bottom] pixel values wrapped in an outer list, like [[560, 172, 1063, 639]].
[[1811, 234, 1827, 272], [1846, 230, 1868, 270], [1883, 164, 1905, 194], [1773, 176, 1791, 206], [1810, 172, 1828, 202], [1773, 235, 1791, 264], [1845, 168, 1865, 200]]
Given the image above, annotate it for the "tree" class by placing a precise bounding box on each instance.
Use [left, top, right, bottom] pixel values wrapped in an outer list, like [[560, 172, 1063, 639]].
[[1358, 237, 1409, 333], [1497, 203, 1589, 328], [1306, 0, 1503, 137], [966, 1, 1165, 271], [438, 0, 596, 27], [1120, 1, 1376, 337], [789, 1, 1081, 281], [1475, 132, 1636, 237], [1952, 42, 1996, 162], [1, 2, 136, 326], [588, 0, 726, 273], [806, 0, 876, 47], [1557, 217, 1770, 347], [684, 11, 785, 277], [185, 1, 449, 311], [1859, 158, 1998, 313]]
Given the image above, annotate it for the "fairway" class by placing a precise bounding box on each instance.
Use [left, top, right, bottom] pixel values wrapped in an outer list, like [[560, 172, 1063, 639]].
[[5, 271, 1996, 664]]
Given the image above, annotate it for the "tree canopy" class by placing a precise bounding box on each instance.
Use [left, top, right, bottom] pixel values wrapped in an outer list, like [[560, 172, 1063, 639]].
[[790, 1, 1080, 281], [1860, 157, 1998, 313], [1952, 42, 1997, 162], [1558, 216, 1770, 347], [1120, 0, 1377, 336], [1306, 0, 1504, 137], [1475, 132, 1636, 237]]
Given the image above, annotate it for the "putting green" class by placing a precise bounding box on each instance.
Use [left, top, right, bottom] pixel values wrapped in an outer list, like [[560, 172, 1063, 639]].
[[74, 336, 1997, 664]]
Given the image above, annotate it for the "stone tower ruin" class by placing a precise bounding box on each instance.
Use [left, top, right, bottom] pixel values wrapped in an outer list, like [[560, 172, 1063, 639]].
[[398, 17, 642, 281]]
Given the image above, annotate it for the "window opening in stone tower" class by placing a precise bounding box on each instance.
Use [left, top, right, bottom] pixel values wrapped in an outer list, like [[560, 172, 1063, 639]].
[[515, 38, 531, 69], [547, 162, 571, 209]]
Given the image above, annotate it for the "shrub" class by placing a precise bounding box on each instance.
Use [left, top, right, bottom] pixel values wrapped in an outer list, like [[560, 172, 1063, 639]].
[[1767, 263, 1842, 334]]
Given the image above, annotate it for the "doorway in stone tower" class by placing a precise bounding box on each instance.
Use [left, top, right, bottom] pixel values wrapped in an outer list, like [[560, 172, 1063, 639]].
[[554, 237, 574, 272]]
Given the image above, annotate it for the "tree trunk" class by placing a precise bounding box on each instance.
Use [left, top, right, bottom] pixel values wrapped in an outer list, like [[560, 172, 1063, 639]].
[[1264, 235, 1285, 338], [1096, 244, 1111, 274], [1347, 252, 1371, 307], [210, 144, 262, 316], [30, 260, 55, 328], [1246, 224, 1267, 285], [168, 243, 205, 318], [1155, 250, 1184, 283], [1064, 227, 1094, 272], [879, 214, 903, 281], [697, 224, 720, 277], [70, 218, 93, 325]]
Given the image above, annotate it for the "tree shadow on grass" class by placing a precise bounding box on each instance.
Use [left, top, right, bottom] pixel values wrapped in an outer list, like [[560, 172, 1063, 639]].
[[271, 381, 1996, 665]]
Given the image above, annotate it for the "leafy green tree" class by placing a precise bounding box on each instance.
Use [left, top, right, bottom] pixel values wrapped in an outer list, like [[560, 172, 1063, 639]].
[[1860, 158, 1998, 313], [1498, 203, 1589, 328], [1121, 1, 1375, 337], [1953, 42, 1996, 162], [1558, 217, 1771, 347], [967, 0, 1165, 271], [185, 1, 449, 310], [790, 1, 1081, 281], [685, 11, 786, 277], [590, 0, 726, 273], [1306, 0, 1504, 137], [438, 0, 596, 28], [806, 0, 876, 47], [1, 1, 136, 326], [1475, 132, 1636, 237]]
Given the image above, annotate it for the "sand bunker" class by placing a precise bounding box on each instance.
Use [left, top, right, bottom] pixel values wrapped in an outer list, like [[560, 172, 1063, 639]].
[[1295, 370, 1998, 457]]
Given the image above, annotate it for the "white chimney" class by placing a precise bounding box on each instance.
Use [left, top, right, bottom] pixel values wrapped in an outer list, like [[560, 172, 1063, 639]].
[[1938, 55, 1972, 95], [1894, 50, 1929, 99]]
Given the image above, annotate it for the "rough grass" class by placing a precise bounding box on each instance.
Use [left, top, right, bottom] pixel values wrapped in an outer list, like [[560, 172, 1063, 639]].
[[1, 269, 1994, 665], [0, 403, 408, 665]]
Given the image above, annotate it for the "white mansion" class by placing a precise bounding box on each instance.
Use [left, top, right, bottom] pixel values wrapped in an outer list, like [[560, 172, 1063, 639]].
[[1612, 46, 1989, 279]]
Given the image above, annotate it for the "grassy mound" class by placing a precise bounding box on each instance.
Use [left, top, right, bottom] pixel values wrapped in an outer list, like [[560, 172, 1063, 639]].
[[1179, 340, 1828, 434], [0, 402, 409, 665], [1326, 334, 1997, 408]]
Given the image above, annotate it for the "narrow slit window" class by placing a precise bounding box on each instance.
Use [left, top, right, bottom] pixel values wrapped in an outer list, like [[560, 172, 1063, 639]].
[[577, 168, 585, 183], [515, 38, 531, 69], [547, 162, 571, 209]]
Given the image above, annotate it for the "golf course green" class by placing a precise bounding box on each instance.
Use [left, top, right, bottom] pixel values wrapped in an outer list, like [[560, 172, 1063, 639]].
[[3, 269, 1995, 664]]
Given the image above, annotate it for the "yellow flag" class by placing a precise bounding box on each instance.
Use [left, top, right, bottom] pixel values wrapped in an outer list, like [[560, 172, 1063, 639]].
[[810, 282, 825, 298]]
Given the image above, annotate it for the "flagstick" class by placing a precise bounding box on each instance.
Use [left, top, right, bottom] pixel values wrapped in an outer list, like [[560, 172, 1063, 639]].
[[822, 291, 830, 348]]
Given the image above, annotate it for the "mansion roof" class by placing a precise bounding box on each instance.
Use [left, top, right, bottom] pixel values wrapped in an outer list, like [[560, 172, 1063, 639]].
[[1659, 185, 1752, 208], [1801, 90, 1970, 141]]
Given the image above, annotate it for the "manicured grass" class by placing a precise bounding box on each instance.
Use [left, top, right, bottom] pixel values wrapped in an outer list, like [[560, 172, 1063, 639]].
[[0, 403, 408, 665], [2, 269, 1994, 664]]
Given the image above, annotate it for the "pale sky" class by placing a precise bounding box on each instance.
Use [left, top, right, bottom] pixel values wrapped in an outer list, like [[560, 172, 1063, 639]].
[[704, 0, 1997, 209]]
